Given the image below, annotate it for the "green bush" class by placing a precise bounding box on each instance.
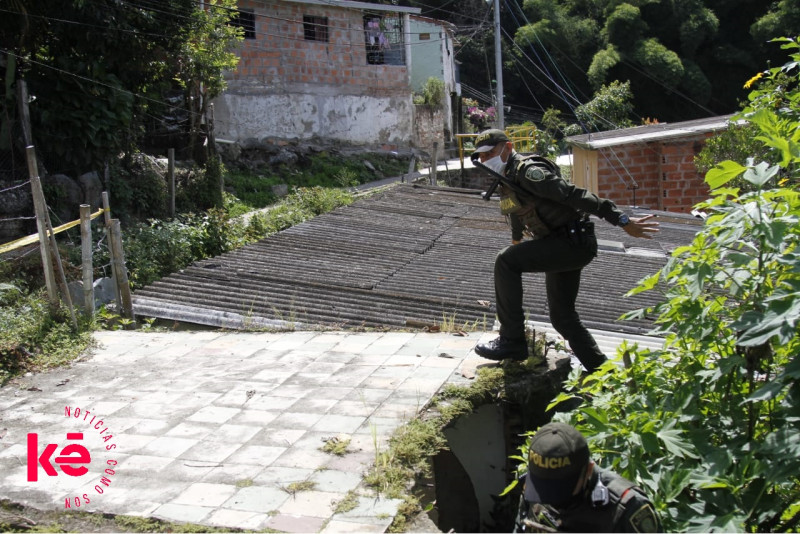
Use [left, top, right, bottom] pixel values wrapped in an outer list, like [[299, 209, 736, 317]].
[[507, 37, 800, 533]]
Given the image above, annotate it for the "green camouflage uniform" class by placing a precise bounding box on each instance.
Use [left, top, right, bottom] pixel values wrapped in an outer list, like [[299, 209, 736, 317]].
[[494, 152, 629, 372], [516, 466, 662, 532]]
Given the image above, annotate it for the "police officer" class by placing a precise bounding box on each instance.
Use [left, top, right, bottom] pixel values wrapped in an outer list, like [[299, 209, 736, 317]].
[[516, 422, 661, 532], [472, 129, 659, 372]]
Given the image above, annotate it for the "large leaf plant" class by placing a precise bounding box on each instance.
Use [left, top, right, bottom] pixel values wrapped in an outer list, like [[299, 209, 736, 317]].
[[507, 37, 800, 533]]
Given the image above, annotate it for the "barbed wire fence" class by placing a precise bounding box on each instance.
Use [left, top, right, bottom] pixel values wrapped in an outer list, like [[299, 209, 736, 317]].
[[0, 81, 134, 323]]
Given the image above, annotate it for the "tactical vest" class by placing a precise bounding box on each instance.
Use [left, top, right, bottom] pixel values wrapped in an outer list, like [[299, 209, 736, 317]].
[[499, 155, 571, 238]]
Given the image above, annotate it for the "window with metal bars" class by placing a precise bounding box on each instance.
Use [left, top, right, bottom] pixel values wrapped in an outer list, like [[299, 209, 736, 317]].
[[363, 14, 405, 65], [303, 15, 329, 42]]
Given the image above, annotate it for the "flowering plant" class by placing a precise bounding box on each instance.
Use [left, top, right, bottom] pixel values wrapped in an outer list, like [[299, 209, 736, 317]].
[[463, 98, 496, 130]]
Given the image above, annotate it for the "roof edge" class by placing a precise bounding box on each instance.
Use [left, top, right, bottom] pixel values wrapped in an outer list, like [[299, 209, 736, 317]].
[[280, 0, 422, 14]]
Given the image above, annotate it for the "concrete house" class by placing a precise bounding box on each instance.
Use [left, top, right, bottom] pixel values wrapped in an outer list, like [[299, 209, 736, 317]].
[[566, 114, 736, 212], [408, 15, 458, 145], [213, 0, 456, 150]]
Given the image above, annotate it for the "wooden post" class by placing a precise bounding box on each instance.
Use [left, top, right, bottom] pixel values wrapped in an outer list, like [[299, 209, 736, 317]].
[[168, 148, 175, 218], [208, 103, 223, 196], [102, 191, 122, 308], [109, 219, 134, 322], [44, 214, 78, 330], [430, 142, 439, 185], [403, 155, 416, 184], [80, 204, 94, 316], [25, 146, 59, 309]]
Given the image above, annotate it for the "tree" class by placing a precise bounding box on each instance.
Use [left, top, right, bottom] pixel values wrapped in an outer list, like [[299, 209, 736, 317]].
[[510, 0, 788, 123], [0, 0, 240, 175], [573, 80, 635, 131]]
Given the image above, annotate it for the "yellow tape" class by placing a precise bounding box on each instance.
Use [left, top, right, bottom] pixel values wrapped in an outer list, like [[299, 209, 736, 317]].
[[0, 208, 106, 255]]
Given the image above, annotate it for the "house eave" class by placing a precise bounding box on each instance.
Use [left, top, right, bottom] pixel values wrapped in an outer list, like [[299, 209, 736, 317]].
[[280, 0, 421, 14], [566, 114, 743, 150]]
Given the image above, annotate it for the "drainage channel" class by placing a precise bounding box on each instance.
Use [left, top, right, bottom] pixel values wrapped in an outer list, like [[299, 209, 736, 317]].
[[418, 355, 574, 532]]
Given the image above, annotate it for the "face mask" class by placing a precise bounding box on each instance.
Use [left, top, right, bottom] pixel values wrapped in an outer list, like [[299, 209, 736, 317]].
[[483, 147, 507, 175]]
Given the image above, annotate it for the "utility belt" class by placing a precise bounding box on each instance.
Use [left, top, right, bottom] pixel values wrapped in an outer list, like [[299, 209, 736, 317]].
[[539, 218, 594, 245]]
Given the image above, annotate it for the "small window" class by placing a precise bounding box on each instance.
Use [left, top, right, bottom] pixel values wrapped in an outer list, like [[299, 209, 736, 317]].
[[231, 10, 255, 39], [419, 33, 430, 41], [303, 15, 329, 42]]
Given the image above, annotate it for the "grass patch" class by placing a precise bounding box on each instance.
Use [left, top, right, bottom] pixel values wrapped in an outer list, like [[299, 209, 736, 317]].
[[282, 480, 316, 494], [333, 491, 359, 514], [320, 435, 351, 456]]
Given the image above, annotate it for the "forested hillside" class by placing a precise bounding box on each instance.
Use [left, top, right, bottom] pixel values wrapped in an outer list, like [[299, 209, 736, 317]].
[[396, 0, 798, 125]]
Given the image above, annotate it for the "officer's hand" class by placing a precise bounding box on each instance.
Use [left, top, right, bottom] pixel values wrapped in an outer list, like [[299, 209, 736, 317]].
[[623, 214, 659, 239]]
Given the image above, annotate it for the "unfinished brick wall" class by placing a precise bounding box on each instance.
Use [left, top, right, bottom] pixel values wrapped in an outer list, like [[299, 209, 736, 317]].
[[596, 134, 712, 212], [234, 1, 409, 93]]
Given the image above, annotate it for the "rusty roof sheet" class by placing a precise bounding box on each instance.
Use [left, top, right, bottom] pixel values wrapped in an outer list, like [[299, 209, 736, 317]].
[[132, 184, 700, 334]]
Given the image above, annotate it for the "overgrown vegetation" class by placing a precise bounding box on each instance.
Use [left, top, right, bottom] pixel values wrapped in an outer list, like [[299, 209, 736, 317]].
[[506, 37, 800, 533], [0, 148, 393, 382]]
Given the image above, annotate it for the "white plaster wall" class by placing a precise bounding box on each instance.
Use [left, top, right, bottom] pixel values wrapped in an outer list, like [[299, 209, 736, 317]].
[[213, 88, 414, 146]]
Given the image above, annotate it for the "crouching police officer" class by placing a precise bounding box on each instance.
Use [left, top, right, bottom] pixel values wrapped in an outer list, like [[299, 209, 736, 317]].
[[472, 129, 659, 372], [516, 422, 661, 533]]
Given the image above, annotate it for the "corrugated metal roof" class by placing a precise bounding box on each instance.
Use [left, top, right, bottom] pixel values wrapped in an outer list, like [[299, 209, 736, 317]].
[[132, 184, 700, 334], [566, 114, 739, 149]]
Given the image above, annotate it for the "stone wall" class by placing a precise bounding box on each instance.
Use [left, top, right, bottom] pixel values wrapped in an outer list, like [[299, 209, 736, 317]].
[[414, 105, 445, 151]]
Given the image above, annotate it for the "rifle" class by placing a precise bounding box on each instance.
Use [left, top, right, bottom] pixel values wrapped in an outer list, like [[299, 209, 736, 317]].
[[470, 152, 527, 201]]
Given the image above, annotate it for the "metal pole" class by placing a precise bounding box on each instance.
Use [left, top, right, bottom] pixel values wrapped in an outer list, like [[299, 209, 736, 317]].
[[494, 0, 504, 129]]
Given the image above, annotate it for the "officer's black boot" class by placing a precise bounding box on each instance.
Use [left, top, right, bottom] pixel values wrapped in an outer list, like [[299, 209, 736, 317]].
[[474, 336, 528, 361]]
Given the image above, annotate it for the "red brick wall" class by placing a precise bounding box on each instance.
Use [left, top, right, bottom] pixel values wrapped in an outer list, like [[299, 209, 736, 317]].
[[595, 134, 712, 212], [233, 1, 409, 92]]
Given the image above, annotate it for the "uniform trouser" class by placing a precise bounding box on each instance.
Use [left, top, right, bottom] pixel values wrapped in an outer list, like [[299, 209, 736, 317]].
[[494, 233, 607, 373]]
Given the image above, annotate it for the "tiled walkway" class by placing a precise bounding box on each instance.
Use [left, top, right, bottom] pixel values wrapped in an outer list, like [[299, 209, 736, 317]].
[[0, 330, 482, 533]]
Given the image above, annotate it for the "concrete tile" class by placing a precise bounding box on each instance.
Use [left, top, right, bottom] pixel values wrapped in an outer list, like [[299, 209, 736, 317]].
[[206, 508, 271, 530], [272, 447, 330, 470], [308, 468, 363, 493], [306, 386, 353, 401], [327, 400, 376, 417], [312, 414, 366, 433], [208, 423, 261, 443], [187, 406, 240, 424], [117, 454, 174, 474], [250, 369, 294, 384], [202, 463, 265, 484], [277, 490, 343, 517], [141, 436, 198, 457], [230, 409, 280, 426], [344, 388, 393, 404], [226, 445, 286, 466], [270, 412, 324, 430], [180, 440, 241, 463], [244, 395, 298, 411], [320, 519, 389, 533], [268, 384, 316, 399], [152, 502, 213, 523], [248, 427, 307, 447], [265, 513, 326, 533], [223, 485, 290, 513], [172, 482, 237, 507], [164, 422, 216, 440], [337, 495, 404, 520], [254, 466, 315, 487]]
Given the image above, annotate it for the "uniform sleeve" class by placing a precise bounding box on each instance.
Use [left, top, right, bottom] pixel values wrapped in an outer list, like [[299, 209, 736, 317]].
[[517, 160, 629, 226], [619, 494, 662, 533], [509, 213, 524, 242]]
